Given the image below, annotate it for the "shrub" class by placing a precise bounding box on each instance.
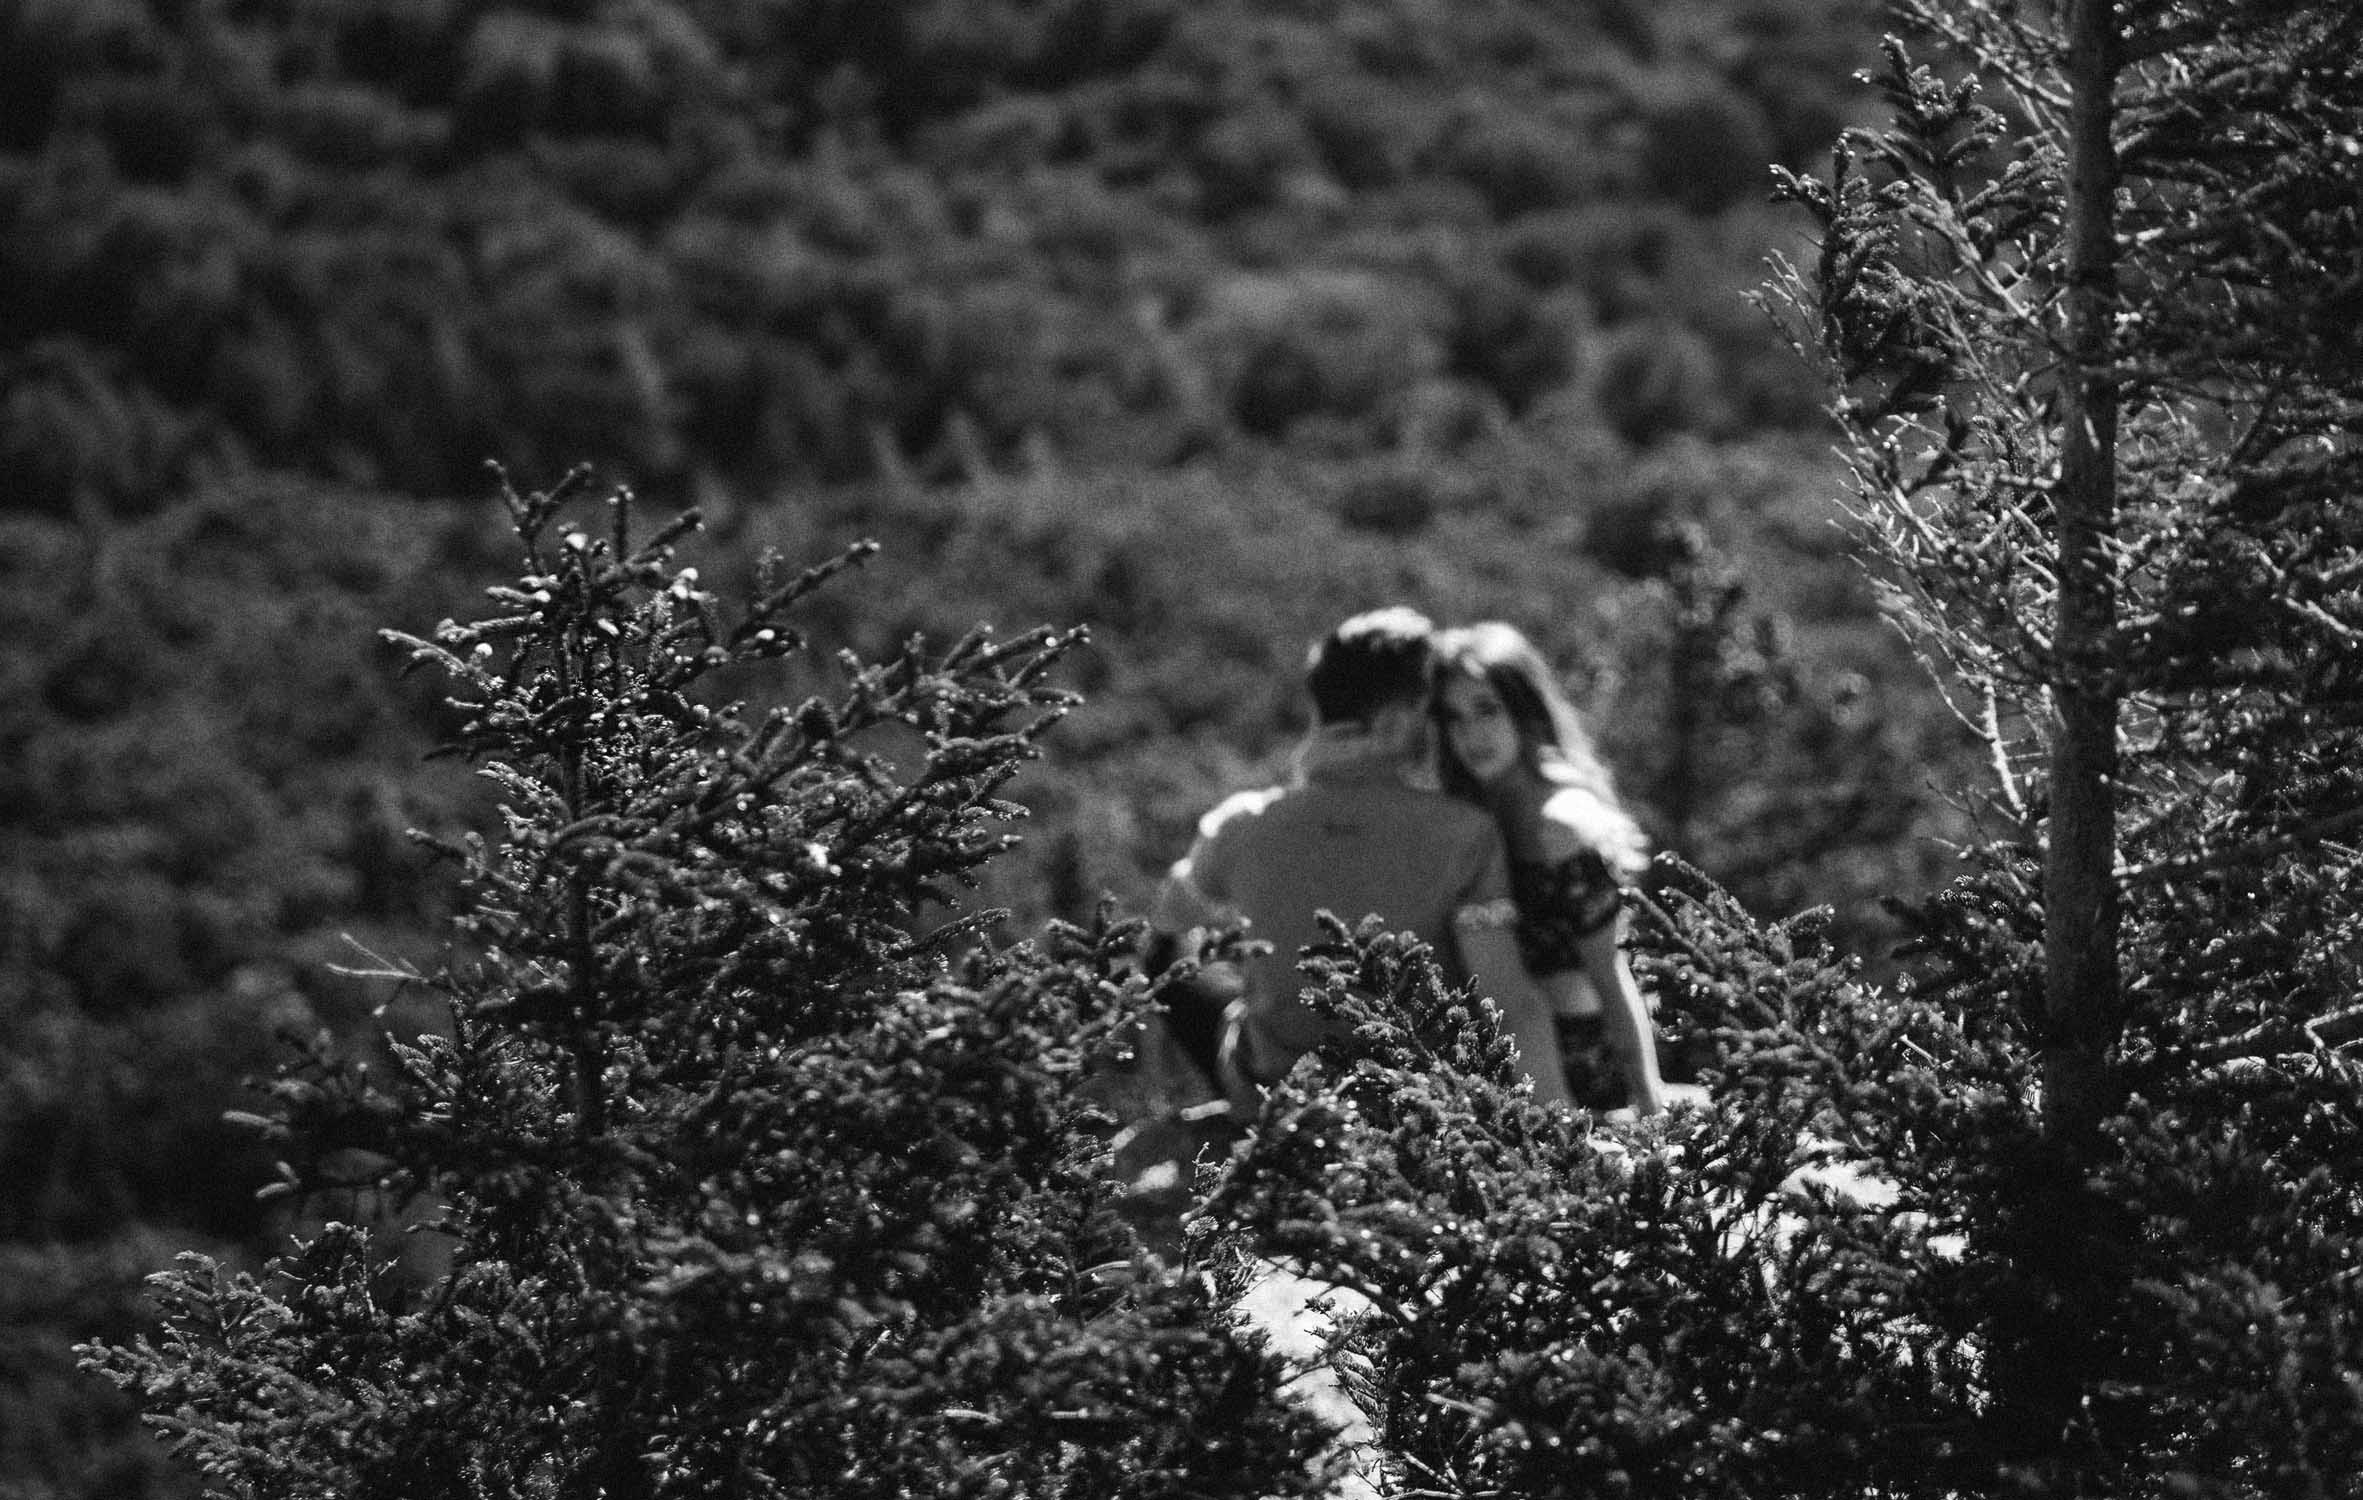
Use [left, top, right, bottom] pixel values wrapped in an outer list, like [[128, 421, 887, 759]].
[[1628, 70, 1778, 217], [1186, 269, 1447, 440], [86, 471, 1336, 1497], [1197, 899, 2004, 1500], [1588, 319, 1730, 446]]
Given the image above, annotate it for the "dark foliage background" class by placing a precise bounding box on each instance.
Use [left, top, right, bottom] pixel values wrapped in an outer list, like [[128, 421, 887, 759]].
[[0, 1, 1991, 1492]]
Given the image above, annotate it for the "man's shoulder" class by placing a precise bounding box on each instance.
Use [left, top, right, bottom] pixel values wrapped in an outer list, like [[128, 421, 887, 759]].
[[1198, 779, 1499, 853], [1319, 781, 1505, 859], [1385, 782, 1502, 839]]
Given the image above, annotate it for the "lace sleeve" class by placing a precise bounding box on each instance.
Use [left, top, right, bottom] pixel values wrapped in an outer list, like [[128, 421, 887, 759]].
[[1508, 848, 1623, 975]]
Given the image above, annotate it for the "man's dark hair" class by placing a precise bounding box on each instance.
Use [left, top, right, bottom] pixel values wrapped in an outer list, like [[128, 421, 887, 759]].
[[1305, 607, 1436, 725]]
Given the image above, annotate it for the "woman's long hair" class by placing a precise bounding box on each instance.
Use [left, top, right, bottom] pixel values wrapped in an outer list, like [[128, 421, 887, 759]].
[[1433, 622, 1648, 877]]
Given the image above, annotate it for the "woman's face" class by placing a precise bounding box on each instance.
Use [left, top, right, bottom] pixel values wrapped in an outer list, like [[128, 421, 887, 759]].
[[1439, 673, 1522, 786]]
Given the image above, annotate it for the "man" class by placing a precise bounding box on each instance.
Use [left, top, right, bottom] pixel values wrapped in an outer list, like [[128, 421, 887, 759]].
[[1152, 608, 1573, 1109]]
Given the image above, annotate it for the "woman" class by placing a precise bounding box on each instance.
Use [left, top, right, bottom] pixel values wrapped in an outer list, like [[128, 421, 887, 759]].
[[1433, 622, 1667, 1116]]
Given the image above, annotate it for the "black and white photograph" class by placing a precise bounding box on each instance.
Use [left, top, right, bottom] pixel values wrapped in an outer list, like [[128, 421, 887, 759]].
[[4, 2, 2359, 1495]]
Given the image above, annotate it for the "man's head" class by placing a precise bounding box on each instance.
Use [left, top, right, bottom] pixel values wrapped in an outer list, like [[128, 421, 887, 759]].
[[1305, 607, 1436, 729]]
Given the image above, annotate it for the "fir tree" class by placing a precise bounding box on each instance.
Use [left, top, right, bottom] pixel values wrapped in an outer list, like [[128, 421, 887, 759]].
[[86, 469, 1335, 1498], [1768, 0, 2363, 1140], [1758, 0, 2363, 1468]]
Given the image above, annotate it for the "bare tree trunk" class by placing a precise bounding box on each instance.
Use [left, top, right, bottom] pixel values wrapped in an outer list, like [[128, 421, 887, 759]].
[[1983, 11, 2134, 1469], [2045, 0, 2123, 1149]]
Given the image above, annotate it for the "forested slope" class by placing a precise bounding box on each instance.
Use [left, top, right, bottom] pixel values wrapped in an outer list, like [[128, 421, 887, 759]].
[[0, 2, 1977, 1493], [6, 0, 1866, 496]]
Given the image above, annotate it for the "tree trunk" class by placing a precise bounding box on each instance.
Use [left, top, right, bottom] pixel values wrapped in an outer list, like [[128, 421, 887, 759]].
[[2044, 0, 2122, 1149], [1988, 9, 2134, 1469]]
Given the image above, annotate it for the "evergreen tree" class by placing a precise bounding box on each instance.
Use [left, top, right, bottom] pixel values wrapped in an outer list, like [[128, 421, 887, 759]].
[[1769, 0, 2363, 1145], [1760, 0, 2363, 1463], [86, 470, 1334, 1498], [1625, 518, 1942, 951]]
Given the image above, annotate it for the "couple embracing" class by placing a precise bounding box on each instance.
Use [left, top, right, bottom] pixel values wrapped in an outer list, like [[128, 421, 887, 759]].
[[1151, 607, 1667, 1117]]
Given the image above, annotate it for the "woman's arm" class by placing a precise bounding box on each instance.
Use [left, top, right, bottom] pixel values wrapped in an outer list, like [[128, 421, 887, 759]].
[[1533, 789, 1663, 1114], [1577, 920, 1665, 1116], [1459, 923, 1575, 1110]]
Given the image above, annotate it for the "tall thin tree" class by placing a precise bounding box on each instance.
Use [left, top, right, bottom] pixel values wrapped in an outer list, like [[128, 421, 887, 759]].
[[1769, 0, 2363, 1141]]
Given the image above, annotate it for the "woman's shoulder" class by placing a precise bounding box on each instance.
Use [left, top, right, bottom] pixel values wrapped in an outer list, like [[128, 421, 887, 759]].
[[1535, 785, 1647, 874]]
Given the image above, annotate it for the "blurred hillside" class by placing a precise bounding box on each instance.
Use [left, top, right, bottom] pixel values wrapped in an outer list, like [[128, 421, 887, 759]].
[[0, 2, 1981, 1494], [5, 0, 1870, 495]]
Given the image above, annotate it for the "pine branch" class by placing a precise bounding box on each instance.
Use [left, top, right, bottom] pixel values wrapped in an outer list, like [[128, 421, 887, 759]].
[[2120, 804, 2363, 888], [2183, 1002, 2363, 1068]]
